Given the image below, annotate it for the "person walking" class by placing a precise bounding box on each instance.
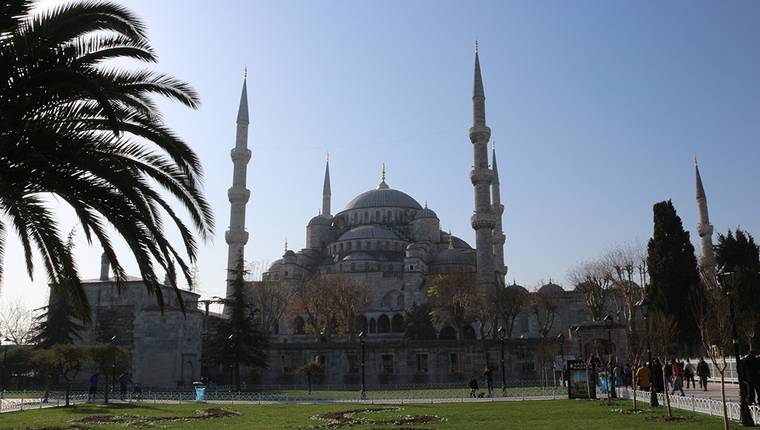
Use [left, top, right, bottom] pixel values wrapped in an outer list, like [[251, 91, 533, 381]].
[[670, 359, 685, 396], [652, 358, 664, 394], [684, 358, 696, 389], [88, 372, 99, 402], [118, 372, 131, 400], [664, 360, 673, 392], [745, 351, 760, 405], [484, 367, 494, 398], [468, 375, 479, 398], [636, 363, 651, 391], [696, 357, 710, 391], [623, 363, 633, 388]]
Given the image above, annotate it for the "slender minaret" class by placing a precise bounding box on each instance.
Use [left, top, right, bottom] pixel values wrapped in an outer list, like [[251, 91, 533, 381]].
[[225, 73, 252, 295], [491, 146, 506, 285], [322, 154, 332, 217], [469, 42, 496, 290], [695, 157, 716, 281]]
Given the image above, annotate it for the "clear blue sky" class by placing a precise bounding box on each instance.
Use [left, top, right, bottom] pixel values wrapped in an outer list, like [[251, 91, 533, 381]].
[[4, 0, 760, 309]]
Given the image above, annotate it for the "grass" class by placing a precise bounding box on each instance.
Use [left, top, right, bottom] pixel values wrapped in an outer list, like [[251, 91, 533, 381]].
[[0, 399, 743, 429]]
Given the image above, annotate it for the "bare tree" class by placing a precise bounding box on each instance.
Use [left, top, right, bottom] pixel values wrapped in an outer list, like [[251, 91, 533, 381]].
[[0, 300, 36, 345], [325, 275, 370, 339], [428, 272, 480, 340], [569, 260, 613, 321], [605, 244, 646, 360], [245, 260, 272, 282], [530, 286, 558, 339], [249, 280, 292, 335], [493, 285, 529, 339], [691, 276, 732, 430], [291, 274, 336, 339], [290, 274, 369, 340], [649, 309, 678, 418]]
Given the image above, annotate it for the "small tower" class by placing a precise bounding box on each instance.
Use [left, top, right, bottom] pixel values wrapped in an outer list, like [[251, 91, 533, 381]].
[[322, 154, 332, 217], [468, 42, 496, 289], [225, 73, 252, 296], [491, 146, 507, 284], [695, 158, 716, 282]]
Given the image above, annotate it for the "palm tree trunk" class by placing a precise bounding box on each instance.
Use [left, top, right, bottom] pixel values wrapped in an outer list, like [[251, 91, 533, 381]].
[[720, 372, 728, 430]]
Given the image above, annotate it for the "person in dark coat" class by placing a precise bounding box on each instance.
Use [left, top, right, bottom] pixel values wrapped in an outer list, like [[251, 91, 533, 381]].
[[468, 375, 479, 398], [744, 351, 760, 405], [88, 373, 99, 401], [484, 367, 494, 397], [696, 357, 710, 391], [652, 358, 664, 394]]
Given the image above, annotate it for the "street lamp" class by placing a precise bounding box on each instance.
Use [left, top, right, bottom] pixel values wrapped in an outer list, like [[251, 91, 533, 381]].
[[719, 269, 754, 426], [497, 327, 507, 396], [557, 333, 565, 387], [358, 331, 366, 400], [603, 315, 616, 400]]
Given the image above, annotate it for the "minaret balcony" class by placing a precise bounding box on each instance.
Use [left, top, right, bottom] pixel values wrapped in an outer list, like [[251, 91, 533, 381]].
[[230, 147, 252, 163], [470, 169, 493, 185], [227, 187, 250, 203], [225, 229, 249, 245], [468, 125, 491, 143], [697, 222, 713, 237], [470, 212, 496, 230]]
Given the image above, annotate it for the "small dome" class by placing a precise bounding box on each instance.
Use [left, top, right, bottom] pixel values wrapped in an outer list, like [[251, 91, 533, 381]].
[[538, 282, 564, 295], [507, 282, 529, 294], [440, 231, 473, 249], [342, 188, 422, 211], [266, 259, 283, 272], [338, 225, 400, 241], [342, 252, 376, 261], [432, 248, 476, 266], [308, 215, 332, 226], [414, 207, 438, 220]]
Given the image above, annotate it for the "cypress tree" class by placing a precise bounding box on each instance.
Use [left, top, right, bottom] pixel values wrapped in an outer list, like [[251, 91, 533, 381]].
[[646, 200, 700, 346]]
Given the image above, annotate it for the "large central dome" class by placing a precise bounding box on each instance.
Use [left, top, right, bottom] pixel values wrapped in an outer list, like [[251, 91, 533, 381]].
[[342, 187, 422, 211]]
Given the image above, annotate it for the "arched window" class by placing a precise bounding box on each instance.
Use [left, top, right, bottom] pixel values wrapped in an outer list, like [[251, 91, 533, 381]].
[[293, 317, 305, 335], [378, 314, 390, 333], [369, 318, 377, 333], [391, 314, 404, 333], [439, 326, 456, 340], [463, 326, 476, 340]]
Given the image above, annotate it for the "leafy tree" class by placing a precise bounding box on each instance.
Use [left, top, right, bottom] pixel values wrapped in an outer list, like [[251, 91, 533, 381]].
[[30, 286, 84, 348], [0, 0, 214, 317], [299, 357, 323, 395], [208, 261, 268, 390], [31, 344, 91, 406], [405, 303, 437, 340], [89, 343, 129, 404], [715, 229, 760, 348], [646, 200, 700, 346]]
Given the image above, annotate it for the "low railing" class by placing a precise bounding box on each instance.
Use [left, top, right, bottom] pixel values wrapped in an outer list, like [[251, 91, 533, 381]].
[[0, 392, 88, 413], [625, 389, 760, 423]]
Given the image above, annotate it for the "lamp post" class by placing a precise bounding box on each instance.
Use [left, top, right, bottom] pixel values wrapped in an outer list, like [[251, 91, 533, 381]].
[[603, 315, 617, 400], [497, 327, 507, 395], [557, 333, 565, 387], [643, 310, 659, 407], [719, 270, 754, 426], [358, 331, 366, 400]]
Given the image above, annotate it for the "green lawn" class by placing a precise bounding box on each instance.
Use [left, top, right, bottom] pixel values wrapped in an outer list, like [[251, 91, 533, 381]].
[[0, 400, 742, 429]]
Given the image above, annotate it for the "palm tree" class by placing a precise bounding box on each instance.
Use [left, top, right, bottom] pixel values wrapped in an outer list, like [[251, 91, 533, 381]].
[[0, 1, 214, 319]]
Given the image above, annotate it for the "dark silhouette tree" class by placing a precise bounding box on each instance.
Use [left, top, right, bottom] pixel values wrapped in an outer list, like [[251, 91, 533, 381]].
[[645, 200, 700, 346], [208, 260, 268, 390], [404, 303, 437, 340], [0, 0, 214, 317]]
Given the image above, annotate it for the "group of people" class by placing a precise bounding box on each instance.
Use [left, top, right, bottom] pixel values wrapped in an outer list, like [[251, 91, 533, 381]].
[[468, 366, 496, 398], [87, 372, 141, 401], [634, 357, 711, 395]]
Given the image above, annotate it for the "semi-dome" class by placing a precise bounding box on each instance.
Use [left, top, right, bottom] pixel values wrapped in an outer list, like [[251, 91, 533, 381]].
[[308, 215, 332, 226], [414, 207, 438, 220], [432, 248, 476, 266], [342, 188, 422, 211], [507, 282, 529, 294], [266, 259, 283, 272], [338, 225, 400, 241], [538, 282, 564, 295], [440, 231, 472, 249]]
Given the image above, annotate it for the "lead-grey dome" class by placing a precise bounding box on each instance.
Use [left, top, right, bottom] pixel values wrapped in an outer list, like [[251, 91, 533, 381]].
[[338, 225, 400, 241], [432, 248, 476, 266], [342, 188, 422, 211], [414, 207, 438, 220], [308, 215, 332, 226], [538, 282, 564, 295]]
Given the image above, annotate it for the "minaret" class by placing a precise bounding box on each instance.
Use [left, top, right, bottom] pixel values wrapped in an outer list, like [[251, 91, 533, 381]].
[[322, 154, 332, 217], [469, 42, 496, 289], [491, 146, 506, 284], [225, 73, 252, 295], [695, 158, 716, 281]]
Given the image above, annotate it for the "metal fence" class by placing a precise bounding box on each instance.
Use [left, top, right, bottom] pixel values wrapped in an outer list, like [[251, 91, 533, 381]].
[[625, 389, 760, 423]]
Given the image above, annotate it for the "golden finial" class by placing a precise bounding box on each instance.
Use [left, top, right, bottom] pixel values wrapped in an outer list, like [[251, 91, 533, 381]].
[[284, 238, 288, 252], [448, 230, 454, 250], [475, 40, 479, 54], [381, 162, 386, 182]]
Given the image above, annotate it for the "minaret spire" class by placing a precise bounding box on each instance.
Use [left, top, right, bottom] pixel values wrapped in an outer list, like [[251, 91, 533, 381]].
[[491, 145, 507, 284], [225, 73, 252, 298], [468, 43, 496, 289], [322, 153, 332, 217], [695, 157, 716, 282]]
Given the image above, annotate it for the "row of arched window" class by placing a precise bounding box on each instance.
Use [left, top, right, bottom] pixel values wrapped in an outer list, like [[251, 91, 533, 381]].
[[330, 239, 405, 255], [345, 209, 414, 226]]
